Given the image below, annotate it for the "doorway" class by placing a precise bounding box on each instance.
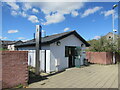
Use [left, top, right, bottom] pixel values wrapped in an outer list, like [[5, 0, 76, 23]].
[[66, 46, 76, 68], [69, 56, 75, 68], [65, 46, 81, 68]]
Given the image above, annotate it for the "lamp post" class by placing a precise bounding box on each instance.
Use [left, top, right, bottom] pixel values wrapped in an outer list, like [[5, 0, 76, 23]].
[[112, 4, 118, 64], [112, 4, 118, 43]]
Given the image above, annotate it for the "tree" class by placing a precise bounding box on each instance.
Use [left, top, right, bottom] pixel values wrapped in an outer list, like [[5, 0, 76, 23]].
[[87, 35, 119, 52]]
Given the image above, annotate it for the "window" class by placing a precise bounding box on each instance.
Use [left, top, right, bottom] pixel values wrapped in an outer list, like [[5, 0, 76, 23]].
[[65, 46, 69, 57], [74, 48, 78, 56], [109, 36, 111, 38], [65, 46, 78, 57], [81, 44, 84, 47]]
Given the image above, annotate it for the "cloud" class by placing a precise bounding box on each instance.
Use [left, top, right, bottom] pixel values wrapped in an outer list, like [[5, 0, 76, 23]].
[[38, 3, 84, 14], [28, 15, 39, 23], [101, 10, 114, 17], [17, 37, 25, 40], [64, 27, 70, 32], [22, 3, 32, 11], [30, 2, 85, 25], [21, 39, 29, 42], [42, 30, 45, 32], [42, 3, 84, 24], [11, 10, 18, 16], [0, 36, 7, 40], [32, 8, 39, 13], [101, 10, 118, 19], [11, 10, 27, 18], [5, 2, 85, 25], [93, 36, 100, 39], [71, 11, 79, 17], [81, 6, 103, 18], [8, 30, 19, 33], [6, 2, 28, 18], [19, 11, 27, 17], [10, 6, 28, 17], [43, 13, 65, 25], [6, 2, 19, 10]]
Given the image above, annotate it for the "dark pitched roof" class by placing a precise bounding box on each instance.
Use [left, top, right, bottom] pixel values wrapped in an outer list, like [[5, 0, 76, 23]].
[[0, 40, 23, 45], [0, 40, 16, 45], [15, 30, 90, 47]]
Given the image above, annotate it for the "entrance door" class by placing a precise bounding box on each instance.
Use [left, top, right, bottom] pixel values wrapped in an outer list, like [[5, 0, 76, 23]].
[[68, 47, 75, 68], [69, 56, 72, 68], [69, 56, 75, 68], [65, 46, 81, 68]]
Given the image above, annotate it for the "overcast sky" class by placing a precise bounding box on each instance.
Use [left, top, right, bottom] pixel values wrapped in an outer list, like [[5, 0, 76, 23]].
[[1, 1, 118, 41]]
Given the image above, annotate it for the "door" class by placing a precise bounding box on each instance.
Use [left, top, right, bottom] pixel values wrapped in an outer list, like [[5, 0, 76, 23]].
[[68, 47, 75, 68], [69, 56, 72, 68], [65, 46, 81, 68]]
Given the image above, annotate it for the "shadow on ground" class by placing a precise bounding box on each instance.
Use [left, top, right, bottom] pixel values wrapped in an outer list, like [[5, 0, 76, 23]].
[[28, 70, 65, 84], [28, 71, 48, 84]]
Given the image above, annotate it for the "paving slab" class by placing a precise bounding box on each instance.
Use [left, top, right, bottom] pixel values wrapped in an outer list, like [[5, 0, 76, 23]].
[[29, 64, 118, 88]]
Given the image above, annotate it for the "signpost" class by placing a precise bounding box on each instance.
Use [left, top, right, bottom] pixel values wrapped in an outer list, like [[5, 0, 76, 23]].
[[35, 25, 42, 75]]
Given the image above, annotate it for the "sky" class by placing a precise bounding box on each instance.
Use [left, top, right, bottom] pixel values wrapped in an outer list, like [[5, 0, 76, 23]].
[[1, 1, 119, 41]]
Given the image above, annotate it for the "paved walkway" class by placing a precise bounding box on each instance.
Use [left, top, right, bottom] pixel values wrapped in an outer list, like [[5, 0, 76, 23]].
[[29, 64, 118, 88]]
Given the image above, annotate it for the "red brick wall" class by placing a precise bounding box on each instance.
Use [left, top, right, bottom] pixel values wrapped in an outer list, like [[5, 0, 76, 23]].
[[1, 51, 28, 89], [106, 52, 113, 64], [86, 52, 113, 64]]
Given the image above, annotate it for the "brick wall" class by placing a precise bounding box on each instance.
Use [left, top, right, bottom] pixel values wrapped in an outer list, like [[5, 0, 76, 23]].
[[86, 52, 113, 64], [1, 51, 28, 89]]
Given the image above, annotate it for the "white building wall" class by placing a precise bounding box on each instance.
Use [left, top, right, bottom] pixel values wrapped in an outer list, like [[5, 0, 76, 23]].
[[17, 45, 51, 73], [28, 50, 36, 67], [17, 35, 87, 73], [50, 34, 86, 72], [46, 50, 51, 73], [28, 50, 51, 73], [8, 45, 15, 50]]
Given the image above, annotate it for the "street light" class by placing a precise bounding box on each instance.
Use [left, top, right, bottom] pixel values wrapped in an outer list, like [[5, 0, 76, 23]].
[[112, 4, 118, 9], [112, 4, 118, 64], [113, 29, 117, 32], [112, 4, 118, 43]]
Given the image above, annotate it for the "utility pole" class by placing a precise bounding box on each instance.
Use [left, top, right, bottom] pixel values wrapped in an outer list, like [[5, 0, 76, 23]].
[[35, 25, 42, 75]]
